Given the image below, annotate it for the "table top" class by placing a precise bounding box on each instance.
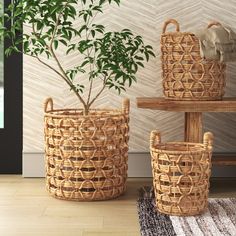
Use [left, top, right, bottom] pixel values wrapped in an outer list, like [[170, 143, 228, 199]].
[[136, 97, 236, 112]]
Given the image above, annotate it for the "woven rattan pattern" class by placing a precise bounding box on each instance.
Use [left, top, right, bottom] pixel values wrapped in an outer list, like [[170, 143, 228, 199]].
[[150, 131, 214, 216], [44, 98, 130, 201], [161, 19, 226, 100]]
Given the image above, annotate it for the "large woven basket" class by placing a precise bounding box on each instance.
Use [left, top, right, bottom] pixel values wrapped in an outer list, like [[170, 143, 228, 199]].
[[44, 97, 130, 201], [150, 131, 214, 216], [161, 19, 226, 100]]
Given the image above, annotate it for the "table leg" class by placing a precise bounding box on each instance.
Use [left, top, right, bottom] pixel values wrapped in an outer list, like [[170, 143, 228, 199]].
[[184, 112, 203, 143]]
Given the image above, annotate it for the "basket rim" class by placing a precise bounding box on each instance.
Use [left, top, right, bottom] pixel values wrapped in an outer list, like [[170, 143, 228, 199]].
[[44, 108, 127, 118], [161, 31, 196, 36], [150, 141, 206, 154]]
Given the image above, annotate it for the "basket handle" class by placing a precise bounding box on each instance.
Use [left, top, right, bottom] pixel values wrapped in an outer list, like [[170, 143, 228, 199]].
[[203, 132, 214, 150], [122, 98, 130, 114], [162, 19, 180, 34], [207, 21, 222, 29], [150, 130, 161, 148], [44, 97, 54, 113]]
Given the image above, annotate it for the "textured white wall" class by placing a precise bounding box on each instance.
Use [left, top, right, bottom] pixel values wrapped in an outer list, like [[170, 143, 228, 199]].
[[23, 0, 236, 153]]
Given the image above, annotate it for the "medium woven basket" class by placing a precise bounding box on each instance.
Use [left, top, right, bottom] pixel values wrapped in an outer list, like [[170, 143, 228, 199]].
[[44, 97, 130, 201], [150, 131, 214, 216], [161, 19, 226, 100]]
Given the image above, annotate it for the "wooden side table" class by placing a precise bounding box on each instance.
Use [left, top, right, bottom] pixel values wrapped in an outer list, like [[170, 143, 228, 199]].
[[137, 97, 236, 165]]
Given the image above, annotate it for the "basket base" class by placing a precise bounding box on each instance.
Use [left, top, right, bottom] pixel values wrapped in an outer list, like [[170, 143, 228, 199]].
[[48, 192, 126, 202], [156, 204, 208, 216], [164, 96, 223, 101], [46, 186, 127, 202]]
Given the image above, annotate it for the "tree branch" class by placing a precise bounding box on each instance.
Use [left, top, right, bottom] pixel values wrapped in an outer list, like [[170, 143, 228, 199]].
[[44, 4, 87, 110], [50, 48, 87, 109], [49, 2, 69, 49], [26, 54, 86, 107], [31, 10, 87, 111], [28, 54, 80, 102], [88, 75, 108, 108], [30, 55, 65, 79], [87, 78, 93, 105], [81, 0, 98, 106]]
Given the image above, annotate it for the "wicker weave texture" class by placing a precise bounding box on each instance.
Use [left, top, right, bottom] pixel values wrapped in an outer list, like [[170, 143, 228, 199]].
[[161, 19, 226, 100], [150, 131, 214, 216], [44, 98, 130, 201]]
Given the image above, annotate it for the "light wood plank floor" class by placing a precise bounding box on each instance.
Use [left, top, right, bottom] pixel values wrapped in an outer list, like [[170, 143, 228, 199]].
[[0, 176, 235, 236]]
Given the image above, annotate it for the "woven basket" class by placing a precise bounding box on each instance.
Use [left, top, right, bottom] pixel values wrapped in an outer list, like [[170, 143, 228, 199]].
[[161, 19, 226, 100], [44, 97, 130, 201], [150, 131, 214, 216]]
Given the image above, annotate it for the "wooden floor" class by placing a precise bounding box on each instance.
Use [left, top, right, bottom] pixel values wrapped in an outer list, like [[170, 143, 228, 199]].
[[0, 176, 235, 236]]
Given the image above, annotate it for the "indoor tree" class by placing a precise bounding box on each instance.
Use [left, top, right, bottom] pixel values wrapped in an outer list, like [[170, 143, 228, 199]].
[[1, 0, 155, 114]]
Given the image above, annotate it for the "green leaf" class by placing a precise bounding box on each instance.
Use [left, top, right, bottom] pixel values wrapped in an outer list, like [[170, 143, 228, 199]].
[[78, 25, 87, 35], [23, 41, 30, 53], [59, 39, 68, 46], [144, 52, 150, 61], [91, 30, 95, 38], [147, 50, 156, 57], [83, 13, 88, 22], [54, 40, 59, 50], [99, 0, 106, 5], [81, 60, 90, 67], [36, 21, 43, 31], [136, 61, 144, 67], [66, 44, 76, 54], [115, 71, 123, 80], [134, 55, 144, 61]]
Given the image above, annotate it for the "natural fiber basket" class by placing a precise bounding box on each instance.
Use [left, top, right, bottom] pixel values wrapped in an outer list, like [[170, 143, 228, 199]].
[[150, 131, 214, 216], [44, 97, 130, 201], [161, 19, 226, 100]]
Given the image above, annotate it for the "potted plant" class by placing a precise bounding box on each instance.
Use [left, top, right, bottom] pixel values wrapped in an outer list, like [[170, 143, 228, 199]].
[[1, 0, 155, 201]]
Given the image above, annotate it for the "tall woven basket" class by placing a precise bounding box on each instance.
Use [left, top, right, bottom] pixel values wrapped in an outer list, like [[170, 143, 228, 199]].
[[161, 19, 226, 100], [44, 97, 130, 201], [150, 131, 214, 216]]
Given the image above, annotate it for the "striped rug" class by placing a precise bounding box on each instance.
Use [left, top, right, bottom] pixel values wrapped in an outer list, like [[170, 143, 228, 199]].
[[137, 187, 236, 236]]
